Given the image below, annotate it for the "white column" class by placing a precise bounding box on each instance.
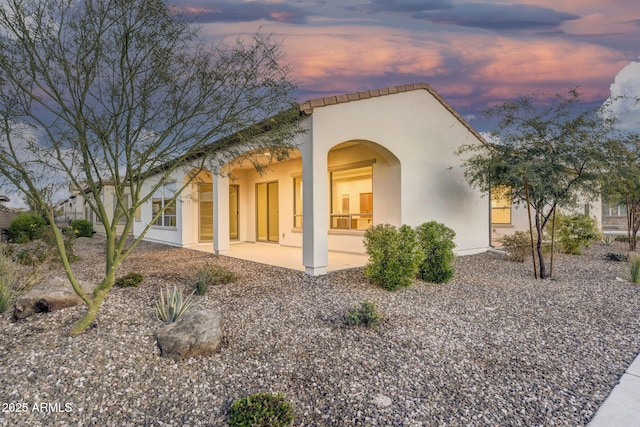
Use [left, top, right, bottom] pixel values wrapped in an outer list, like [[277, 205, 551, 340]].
[[301, 138, 328, 275], [213, 173, 230, 255]]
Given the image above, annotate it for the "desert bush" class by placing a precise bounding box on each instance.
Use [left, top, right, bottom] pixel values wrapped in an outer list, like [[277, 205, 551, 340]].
[[114, 272, 144, 288], [192, 264, 237, 295], [363, 224, 421, 290], [40, 227, 77, 263], [0, 246, 16, 313], [70, 219, 93, 238], [13, 241, 49, 266], [228, 392, 294, 427], [0, 243, 39, 294], [631, 256, 640, 284], [415, 221, 456, 283], [345, 300, 383, 328], [0, 274, 12, 314], [602, 235, 617, 246], [605, 252, 629, 262], [5, 212, 47, 243], [500, 231, 533, 262], [549, 213, 601, 255], [155, 286, 198, 323]]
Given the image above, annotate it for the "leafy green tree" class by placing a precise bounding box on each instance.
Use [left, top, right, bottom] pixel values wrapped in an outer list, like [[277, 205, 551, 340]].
[[601, 137, 640, 251], [0, 0, 300, 334], [458, 90, 608, 278]]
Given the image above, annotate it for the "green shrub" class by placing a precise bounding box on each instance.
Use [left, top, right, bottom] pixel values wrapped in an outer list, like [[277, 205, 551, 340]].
[[5, 212, 47, 243], [345, 300, 382, 328], [602, 235, 617, 246], [415, 221, 456, 283], [549, 213, 601, 255], [500, 231, 533, 263], [192, 264, 237, 295], [114, 272, 144, 288], [631, 256, 640, 284], [70, 219, 93, 238], [155, 285, 198, 323], [363, 224, 421, 290], [605, 252, 629, 262], [228, 392, 294, 427]]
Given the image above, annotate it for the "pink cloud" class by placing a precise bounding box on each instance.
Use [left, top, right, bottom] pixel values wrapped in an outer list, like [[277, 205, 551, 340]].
[[197, 7, 636, 112]]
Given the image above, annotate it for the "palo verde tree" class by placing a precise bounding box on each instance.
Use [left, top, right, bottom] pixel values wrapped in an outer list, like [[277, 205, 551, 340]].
[[0, 0, 301, 334], [458, 89, 609, 279], [601, 136, 640, 251]]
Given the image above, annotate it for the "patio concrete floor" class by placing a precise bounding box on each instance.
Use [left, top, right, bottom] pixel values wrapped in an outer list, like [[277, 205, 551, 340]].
[[216, 242, 369, 272]]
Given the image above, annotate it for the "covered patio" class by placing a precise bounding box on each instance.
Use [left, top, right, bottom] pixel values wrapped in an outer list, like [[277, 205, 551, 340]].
[[204, 242, 368, 273]]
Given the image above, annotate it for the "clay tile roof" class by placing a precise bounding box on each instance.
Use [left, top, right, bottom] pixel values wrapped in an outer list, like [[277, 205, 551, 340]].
[[298, 82, 487, 145]]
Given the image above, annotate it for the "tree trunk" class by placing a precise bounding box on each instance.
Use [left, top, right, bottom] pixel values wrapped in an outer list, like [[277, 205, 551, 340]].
[[535, 214, 547, 279], [69, 280, 113, 335], [628, 196, 635, 251], [631, 202, 639, 252]]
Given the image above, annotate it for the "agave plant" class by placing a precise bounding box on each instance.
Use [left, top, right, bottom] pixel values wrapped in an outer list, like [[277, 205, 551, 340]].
[[155, 285, 198, 323]]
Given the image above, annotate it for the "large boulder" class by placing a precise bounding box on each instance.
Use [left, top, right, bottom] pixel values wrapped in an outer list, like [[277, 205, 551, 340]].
[[155, 309, 223, 360], [13, 276, 92, 320]]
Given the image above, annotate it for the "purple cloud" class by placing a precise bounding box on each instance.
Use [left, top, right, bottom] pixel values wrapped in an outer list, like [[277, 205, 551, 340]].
[[414, 3, 580, 31], [178, 1, 311, 24], [361, 0, 453, 13]]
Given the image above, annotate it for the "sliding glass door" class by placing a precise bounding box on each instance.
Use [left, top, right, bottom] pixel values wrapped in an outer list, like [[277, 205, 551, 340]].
[[256, 181, 279, 242]]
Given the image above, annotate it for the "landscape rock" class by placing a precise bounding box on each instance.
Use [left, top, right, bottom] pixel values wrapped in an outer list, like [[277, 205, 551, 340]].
[[13, 276, 92, 320], [373, 394, 393, 408], [155, 309, 223, 360]]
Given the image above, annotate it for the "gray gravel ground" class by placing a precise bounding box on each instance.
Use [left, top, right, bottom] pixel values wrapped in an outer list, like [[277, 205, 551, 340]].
[[1, 237, 640, 426]]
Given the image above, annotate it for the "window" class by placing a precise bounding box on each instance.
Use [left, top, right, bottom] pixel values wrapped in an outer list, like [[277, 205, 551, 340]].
[[198, 183, 213, 241], [152, 182, 176, 227], [293, 176, 302, 228], [602, 199, 627, 217], [113, 194, 129, 224], [491, 186, 511, 225], [330, 165, 373, 230]]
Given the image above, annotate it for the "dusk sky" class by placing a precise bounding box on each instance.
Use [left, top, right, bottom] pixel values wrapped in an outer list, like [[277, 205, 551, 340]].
[[176, 0, 640, 131]]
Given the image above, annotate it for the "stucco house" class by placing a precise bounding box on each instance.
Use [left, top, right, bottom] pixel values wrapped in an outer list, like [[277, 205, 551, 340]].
[[0, 196, 19, 233], [127, 83, 491, 275], [57, 182, 133, 237], [490, 191, 603, 242]]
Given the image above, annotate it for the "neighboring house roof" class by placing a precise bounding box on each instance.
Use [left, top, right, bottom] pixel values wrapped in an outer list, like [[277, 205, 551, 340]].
[[299, 82, 488, 146]]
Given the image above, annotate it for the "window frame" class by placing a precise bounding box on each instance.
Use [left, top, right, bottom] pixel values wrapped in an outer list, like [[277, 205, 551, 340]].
[[152, 182, 177, 228], [329, 163, 373, 231], [293, 175, 302, 229], [490, 186, 512, 225]]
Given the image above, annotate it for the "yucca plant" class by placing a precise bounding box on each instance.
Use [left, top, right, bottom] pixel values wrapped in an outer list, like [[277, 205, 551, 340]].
[[155, 286, 198, 323], [602, 234, 617, 246], [630, 256, 640, 284]]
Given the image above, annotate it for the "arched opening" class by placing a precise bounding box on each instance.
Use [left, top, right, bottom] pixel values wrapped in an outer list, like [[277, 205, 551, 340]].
[[327, 140, 401, 234]]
